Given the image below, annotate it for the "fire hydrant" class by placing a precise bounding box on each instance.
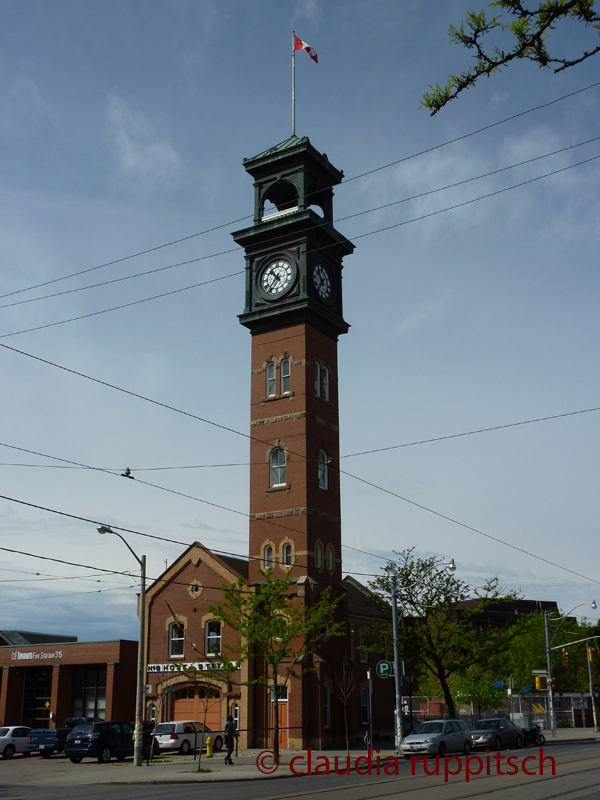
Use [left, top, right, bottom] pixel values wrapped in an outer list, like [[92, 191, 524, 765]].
[[206, 735, 213, 758]]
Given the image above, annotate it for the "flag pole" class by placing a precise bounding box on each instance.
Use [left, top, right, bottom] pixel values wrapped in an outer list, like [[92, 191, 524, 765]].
[[292, 30, 296, 137]]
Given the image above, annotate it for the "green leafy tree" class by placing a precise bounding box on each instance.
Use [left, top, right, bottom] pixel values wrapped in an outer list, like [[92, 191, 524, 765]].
[[422, 1, 600, 114], [208, 568, 344, 758], [369, 548, 520, 718]]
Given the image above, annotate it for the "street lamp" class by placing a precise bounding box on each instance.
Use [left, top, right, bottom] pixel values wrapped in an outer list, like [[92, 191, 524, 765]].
[[391, 558, 456, 753], [545, 601, 597, 738], [98, 525, 146, 767]]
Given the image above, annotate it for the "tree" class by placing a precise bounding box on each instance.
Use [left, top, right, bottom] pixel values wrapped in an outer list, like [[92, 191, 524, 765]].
[[368, 548, 520, 718], [422, 1, 600, 114], [335, 661, 357, 756], [208, 568, 344, 758]]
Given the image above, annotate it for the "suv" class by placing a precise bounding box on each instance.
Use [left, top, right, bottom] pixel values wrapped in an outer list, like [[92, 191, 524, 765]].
[[153, 720, 223, 755], [64, 721, 151, 764]]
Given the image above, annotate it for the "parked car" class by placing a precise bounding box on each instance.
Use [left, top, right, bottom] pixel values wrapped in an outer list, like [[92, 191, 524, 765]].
[[470, 718, 523, 750], [152, 720, 223, 755], [0, 726, 32, 759], [28, 717, 99, 758], [64, 721, 152, 764], [400, 719, 472, 758]]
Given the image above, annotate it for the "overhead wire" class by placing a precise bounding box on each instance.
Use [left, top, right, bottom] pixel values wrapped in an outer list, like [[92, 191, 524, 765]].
[[2, 79, 598, 303], [2, 134, 599, 311], [2, 152, 599, 339]]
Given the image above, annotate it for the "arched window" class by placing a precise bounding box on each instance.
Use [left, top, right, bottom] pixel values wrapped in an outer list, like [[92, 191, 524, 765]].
[[281, 359, 291, 394], [266, 362, 276, 397], [264, 545, 273, 570], [318, 451, 328, 490], [314, 362, 320, 396], [327, 544, 334, 572], [168, 621, 184, 658], [322, 367, 329, 400], [270, 447, 286, 487], [315, 542, 323, 570], [283, 543, 292, 567]]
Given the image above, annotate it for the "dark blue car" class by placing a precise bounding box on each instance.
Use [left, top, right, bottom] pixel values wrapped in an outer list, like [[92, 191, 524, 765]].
[[65, 721, 144, 763]]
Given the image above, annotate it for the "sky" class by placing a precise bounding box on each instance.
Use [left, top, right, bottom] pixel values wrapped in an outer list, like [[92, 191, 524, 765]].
[[1, 0, 599, 643]]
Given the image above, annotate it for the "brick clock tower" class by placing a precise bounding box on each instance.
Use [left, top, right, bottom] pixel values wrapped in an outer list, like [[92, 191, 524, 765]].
[[233, 136, 353, 586]]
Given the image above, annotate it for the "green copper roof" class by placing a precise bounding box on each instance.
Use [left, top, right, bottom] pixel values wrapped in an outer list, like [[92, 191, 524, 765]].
[[243, 135, 308, 163]]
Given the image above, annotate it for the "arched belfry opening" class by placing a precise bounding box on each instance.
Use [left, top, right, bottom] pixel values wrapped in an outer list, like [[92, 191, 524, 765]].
[[261, 179, 299, 220]]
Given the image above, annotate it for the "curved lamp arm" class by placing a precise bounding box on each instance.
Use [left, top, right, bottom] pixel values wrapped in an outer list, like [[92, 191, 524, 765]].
[[550, 600, 597, 644]]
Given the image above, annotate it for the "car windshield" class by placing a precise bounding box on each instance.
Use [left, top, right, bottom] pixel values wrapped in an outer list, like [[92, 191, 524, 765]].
[[70, 725, 94, 735], [472, 720, 500, 730], [0, 728, 9, 737], [154, 724, 175, 735], [413, 722, 444, 734]]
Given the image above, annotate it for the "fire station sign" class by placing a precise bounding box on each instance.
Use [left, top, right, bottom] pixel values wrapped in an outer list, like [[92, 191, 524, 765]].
[[147, 661, 239, 673]]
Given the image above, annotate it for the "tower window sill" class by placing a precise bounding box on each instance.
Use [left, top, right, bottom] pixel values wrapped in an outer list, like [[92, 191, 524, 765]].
[[262, 392, 295, 405], [265, 484, 291, 495]]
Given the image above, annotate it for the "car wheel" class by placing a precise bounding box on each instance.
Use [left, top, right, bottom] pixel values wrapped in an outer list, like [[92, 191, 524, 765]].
[[463, 739, 472, 755], [516, 734, 523, 748], [98, 746, 112, 764], [40, 750, 52, 759], [179, 739, 191, 755], [153, 739, 160, 755], [494, 736, 502, 751], [2, 744, 16, 760], [213, 736, 223, 752], [438, 742, 446, 757], [537, 733, 546, 744], [70, 756, 83, 764]]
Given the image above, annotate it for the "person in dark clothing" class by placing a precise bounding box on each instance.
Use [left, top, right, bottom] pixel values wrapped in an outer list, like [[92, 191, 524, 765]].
[[224, 715, 237, 765]]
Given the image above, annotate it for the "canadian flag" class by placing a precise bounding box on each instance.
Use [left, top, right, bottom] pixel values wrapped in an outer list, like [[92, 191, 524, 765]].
[[293, 34, 318, 63]]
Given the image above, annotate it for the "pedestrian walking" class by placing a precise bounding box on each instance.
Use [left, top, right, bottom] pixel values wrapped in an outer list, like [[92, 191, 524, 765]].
[[224, 715, 237, 765]]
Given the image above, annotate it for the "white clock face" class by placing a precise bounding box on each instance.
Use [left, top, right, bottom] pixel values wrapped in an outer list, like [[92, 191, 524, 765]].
[[261, 259, 293, 296], [313, 264, 331, 300]]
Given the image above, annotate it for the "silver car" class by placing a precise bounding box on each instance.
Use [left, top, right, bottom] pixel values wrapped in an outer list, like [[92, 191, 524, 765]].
[[400, 720, 472, 758], [152, 720, 223, 755], [470, 718, 523, 750], [0, 726, 32, 759]]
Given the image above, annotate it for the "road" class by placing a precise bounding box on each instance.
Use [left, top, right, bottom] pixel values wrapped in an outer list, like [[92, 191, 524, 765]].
[[2, 744, 600, 800]]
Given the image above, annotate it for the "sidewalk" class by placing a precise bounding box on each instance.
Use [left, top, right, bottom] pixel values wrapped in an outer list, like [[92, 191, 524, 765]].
[[15, 729, 600, 787]]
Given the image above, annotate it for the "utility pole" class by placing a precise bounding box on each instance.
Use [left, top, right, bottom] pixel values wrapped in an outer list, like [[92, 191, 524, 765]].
[[587, 648, 599, 731], [391, 575, 402, 752], [544, 610, 556, 737]]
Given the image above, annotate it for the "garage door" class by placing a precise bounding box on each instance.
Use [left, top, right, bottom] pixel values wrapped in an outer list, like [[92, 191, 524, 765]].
[[171, 686, 221, 730]]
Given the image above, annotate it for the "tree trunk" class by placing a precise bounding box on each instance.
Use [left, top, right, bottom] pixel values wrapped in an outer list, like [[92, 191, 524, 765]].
[[272, 674, 280, 759], [439, 676, 456, 718]]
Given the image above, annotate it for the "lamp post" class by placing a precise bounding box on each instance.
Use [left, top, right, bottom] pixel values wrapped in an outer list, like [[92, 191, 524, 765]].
[[98, 525, 146, 767], [391, 558, 456, 753], [545, 600, 597, 737]]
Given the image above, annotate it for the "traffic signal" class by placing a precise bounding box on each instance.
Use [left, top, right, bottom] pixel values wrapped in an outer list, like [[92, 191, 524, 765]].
[[563, 650, 569, 666], [535, 676, 543, 690], [589, 647, 595, 663]]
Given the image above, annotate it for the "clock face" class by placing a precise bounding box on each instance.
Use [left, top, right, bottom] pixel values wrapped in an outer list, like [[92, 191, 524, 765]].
[[313, 264, 331, 300], [260, 259, 294, 296]]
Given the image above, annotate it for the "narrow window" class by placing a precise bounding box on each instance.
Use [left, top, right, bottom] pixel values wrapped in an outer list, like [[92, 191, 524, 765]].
[[169, 621, 185, 658], [281, 359, 290, 394], [314, 362, 320, 396], [318, 451, 328, 490], [205, 620, 221, 655], [264, 545, 273, 570], [327, 545, 334, 572], [323, 684, 332, 729], [283, 543, 292, 567], [269, 447, 286, 487], [315, 543, 323, 570], [322, 367, 329, 400], [359, 631, 368, 664], [266, 362, 276, 397]]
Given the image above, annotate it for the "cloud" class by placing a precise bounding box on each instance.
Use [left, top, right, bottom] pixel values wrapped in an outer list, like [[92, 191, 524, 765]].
[[395, 298, 445, 336], [292, 0, 320, 25], [106, 94, 183, 193], [0, 72, 48, 129]]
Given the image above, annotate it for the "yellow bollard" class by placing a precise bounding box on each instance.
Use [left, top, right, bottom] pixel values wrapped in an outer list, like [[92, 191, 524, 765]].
[[206, 735, 213, 758]]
